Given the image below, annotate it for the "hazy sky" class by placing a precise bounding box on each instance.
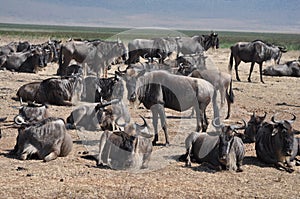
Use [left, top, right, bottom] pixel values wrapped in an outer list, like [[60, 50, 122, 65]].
[[0, 0, 299, 33]]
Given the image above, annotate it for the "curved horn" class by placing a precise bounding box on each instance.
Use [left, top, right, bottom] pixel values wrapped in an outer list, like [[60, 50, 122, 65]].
[[137, 115, 148, 128], [143, 53, 148, 59], [260, 112, 267, 120], [19, 97, 25, 106], [117, 66, 127, 74], [14, 115, 26, 125], [286, 113, 296, 124], [115, 117, 126, 127], [271, 113, 281, 124], [212, 117, 223, 129], [157, 52, 162, 59], [231, 119, 247, 130]]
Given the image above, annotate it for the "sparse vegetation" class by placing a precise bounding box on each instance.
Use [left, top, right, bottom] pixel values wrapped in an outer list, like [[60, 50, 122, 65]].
[[0, 23, 299, 50]]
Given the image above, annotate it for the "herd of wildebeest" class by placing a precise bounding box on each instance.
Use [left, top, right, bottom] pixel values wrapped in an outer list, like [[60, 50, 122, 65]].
[[0, 31, 300, 172]]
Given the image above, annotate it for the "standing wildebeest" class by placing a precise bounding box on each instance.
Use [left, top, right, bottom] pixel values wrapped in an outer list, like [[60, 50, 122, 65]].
[[263, 58, 300, 77], [255, 113, 299, 172], [66, 99, 130, 131], [229, 40, 287, 83], [58, 39, 126, 77], [97, 116, 153, 170], [57, 39, 98, 75], [192, 32, 219, 51], [181, 119, 246, 171], [17, 75, 83, 106], [13, 117, 73, 162], [177, 66, 234, 119], [118, 69, 219, 146], [14, 102, 50, 125]]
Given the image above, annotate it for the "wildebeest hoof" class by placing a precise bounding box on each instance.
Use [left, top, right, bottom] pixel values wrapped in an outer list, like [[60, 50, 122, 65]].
[[236, 167, 243, 172]]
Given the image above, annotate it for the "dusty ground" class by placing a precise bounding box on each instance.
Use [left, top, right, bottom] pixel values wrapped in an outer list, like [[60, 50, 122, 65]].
[[0, 37, 300, 198]]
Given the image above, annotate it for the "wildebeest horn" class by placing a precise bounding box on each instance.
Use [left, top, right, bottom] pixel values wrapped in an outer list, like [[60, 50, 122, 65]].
[[157, 52, 162, 59], [19, 97, 25, 106], [115, 117, 126, 127], [117, 66, 126, 74], [143, 53, 148, 59], [14, 115, 26, 125], [287, 113, 296, 124], [230, 119, 247, 130], [212, 117, 223, 129], [271, 112, 295, 124], [137, 115, 148, 128]]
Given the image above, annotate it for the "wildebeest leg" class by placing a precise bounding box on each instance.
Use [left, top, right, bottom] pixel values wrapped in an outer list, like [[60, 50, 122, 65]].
[[194, 106, 205, 132], [44, 151, 59, 162], [158, 107, 169, 146], [234, 59, 241, 81], [97, 131, 109, 166], [150, 107, 159, 146], [248, 62, 256, 82], [259, 63, 264, 83], [275, 162, 294, 173]]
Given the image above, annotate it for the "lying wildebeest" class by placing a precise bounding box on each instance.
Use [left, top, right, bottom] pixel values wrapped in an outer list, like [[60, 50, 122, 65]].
[[17, 74, 83, 106], [117, 69, 219, 146], [12, 117, 73, 162], [97, 116, 153, 170], [126, 39, 156, 64], [178, 66, 234, 119], [16, 82, 41, 103], [66, 99, 130, 131], [181, 118, 246, 172], [229, 40, 287, 83], [14, 102, 50, 125], [255, 113, 299, 172], [243, 112, 267, 143], [81, 73, 124, 103], [0, 48, 44, 73], [263, 58, 300, 77]]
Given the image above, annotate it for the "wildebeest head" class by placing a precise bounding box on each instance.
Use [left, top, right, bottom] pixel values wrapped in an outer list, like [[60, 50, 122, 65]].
[[213, 118, 246, 167], [14, 102, 50, 125], [116, 66, 145, 102], [243, 112, 267, 143], [271, 113, 296, 157]]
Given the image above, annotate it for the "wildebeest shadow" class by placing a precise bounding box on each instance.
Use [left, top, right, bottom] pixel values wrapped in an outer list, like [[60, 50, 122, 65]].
[[275, 102, 300, 108], [243, 156, 273, 168], [73, 139, 99, 146]]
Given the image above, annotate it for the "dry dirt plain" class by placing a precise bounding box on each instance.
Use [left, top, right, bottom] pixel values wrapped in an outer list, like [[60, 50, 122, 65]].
[[0, 37, 299, 198]]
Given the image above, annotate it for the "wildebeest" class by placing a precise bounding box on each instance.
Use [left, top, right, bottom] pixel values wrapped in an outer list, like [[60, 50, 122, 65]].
[[178, 67, 234, 119], [16, 74, 83, 106], [97, 116, 153, 170], [66, 99, 130, 131], [263, 58, 300, 77], [58, 39, 126, 77], [14, 102, 50, 125], [12, 117, 73, 162], [255, 113, 299, 172], [81, 73, 124, 103], [57, 39, 99, 75], [126, 39, 155, 64], [192, 32, 219, 51], [16, 82, 41, 103], [181, 119, 246, 171], [243, 112, 267, 143], [118, 69, 219, 146], [229, 40, 287, 83], [0, 48, 44, 73]]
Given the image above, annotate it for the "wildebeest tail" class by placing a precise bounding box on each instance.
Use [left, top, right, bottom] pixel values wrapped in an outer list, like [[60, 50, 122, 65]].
[[212, 89, 220, 120], [228, 51, 234, 72], [227, 79, 234, 103]]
